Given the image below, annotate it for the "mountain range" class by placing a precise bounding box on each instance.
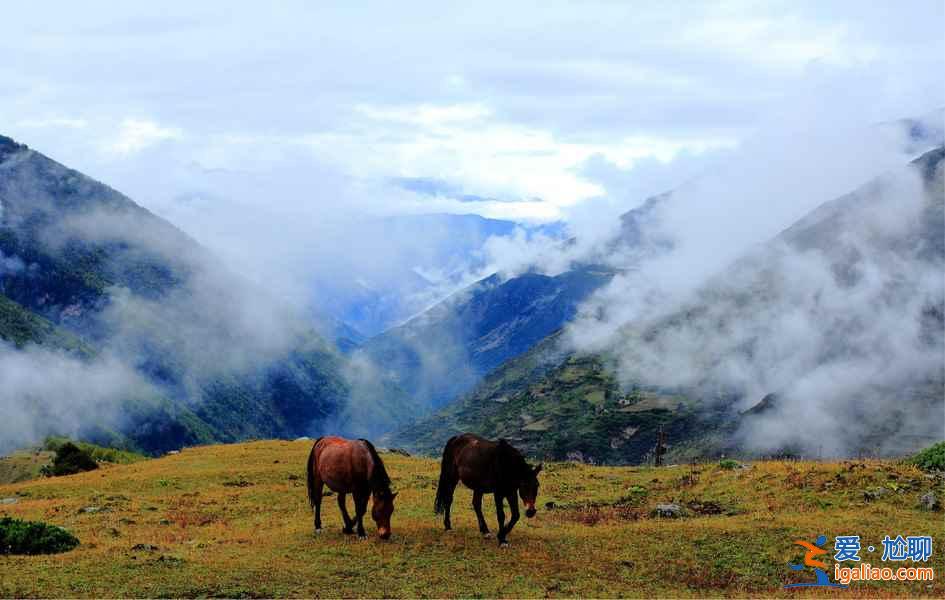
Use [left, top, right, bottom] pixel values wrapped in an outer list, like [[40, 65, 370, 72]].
[[2, 125, 942, 464], [0, 134, 369, 454], [308, 213, 564, 341], [357, 265, 614, 411], [392, 145, 945, 462]]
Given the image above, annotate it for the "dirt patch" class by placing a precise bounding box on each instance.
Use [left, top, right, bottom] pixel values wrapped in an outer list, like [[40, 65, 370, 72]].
[[686, 500, 725, 515], [222, 477, 253, 488], [564, 505, 644, 525]]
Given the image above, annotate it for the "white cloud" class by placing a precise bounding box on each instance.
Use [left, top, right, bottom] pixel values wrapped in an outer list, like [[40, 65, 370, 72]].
[[15, 117, 88, 129], [355, 102, 492, 126], [105, 118, 183, 155], [0, 0, 940, 319]]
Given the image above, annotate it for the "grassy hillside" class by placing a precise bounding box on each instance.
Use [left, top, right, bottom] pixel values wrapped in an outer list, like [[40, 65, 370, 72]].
[[392, 342, 725, 464], [0, 439, 148, 485], [0, 450, 55, 486], [0, 440, 941, 597]]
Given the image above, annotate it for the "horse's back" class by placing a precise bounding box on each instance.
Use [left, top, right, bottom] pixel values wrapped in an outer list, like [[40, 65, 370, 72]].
[[450, 432, 494, 454], [313, 436, 372, 493], [449, 433, 499, 490]]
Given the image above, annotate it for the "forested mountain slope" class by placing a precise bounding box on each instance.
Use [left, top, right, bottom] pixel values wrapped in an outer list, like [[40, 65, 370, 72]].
[[394, 147, 945, 463], [0, 135, 357, 453]]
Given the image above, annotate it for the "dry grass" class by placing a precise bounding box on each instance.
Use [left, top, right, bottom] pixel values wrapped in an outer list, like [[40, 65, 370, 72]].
[[0, 450, 54, 485], [0, 440, 942, 597]]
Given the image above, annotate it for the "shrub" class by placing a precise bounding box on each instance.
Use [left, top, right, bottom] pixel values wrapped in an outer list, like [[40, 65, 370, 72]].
[[43, 436, 145, 464], [0, 517, 79, 554], [908, 441, 945, 472], [42, 442, 99, 477], [718, 458, 741, 470]]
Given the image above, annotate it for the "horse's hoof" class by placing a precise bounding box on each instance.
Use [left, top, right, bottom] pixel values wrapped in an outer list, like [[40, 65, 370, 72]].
[[357, 535, 367, 541], [482, 532, 492, 538], [314, 528, 323, 535], [499, 541, 510, 548]]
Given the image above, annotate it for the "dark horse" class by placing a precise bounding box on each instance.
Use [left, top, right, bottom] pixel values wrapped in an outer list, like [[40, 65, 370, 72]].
[[306, 436, 397, 539], [434, 433, 542, 546]]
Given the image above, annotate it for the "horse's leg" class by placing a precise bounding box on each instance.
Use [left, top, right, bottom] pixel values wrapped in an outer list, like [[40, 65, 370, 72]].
[[494, 492, 508, 546], [472, 490, 490, 537], [499, 492, 520, 547], [443, 479, 457, 531], [313, 480, 324, 533], [353, 490, 369, 540], [337, 493, 354, 534]]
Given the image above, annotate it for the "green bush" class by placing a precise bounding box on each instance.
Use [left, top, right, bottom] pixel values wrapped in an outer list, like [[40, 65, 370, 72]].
[[0, 517, 79, 555], [43, 436, 146, 464], [42, 442, 99, 477], [719, 458, 741, 470], [908, 441, 945, 472]]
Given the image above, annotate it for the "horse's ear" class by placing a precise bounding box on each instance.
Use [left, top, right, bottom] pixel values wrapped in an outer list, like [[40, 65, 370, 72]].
[[534, 463, 543, 475]]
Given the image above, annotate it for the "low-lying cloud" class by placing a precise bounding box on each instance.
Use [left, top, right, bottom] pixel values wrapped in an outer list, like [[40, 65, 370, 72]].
[[0, 343, 157, 453], [556, 106, 944, 457]]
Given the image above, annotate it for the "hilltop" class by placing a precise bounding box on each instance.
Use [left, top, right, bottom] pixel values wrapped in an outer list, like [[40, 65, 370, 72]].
[[0, 440, 941, 597]]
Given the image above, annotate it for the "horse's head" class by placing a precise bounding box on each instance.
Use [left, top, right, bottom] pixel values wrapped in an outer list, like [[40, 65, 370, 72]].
[[371, 490, 397, 539], [518, 463, 542, 518]]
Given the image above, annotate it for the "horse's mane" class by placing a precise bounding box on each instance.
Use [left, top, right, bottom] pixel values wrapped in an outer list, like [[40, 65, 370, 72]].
[[496, 438, 531, 483], [359, 439, 393, 496]]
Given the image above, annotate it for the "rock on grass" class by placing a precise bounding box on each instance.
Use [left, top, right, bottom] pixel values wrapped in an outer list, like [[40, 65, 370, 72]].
[[651, 503, 687, 518], [918, 492, 940, 511]]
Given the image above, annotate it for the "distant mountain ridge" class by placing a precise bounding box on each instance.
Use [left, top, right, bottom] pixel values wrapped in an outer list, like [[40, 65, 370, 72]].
[[309, 213, 565, 340], [0, 134, 368, 453], [354, 169, 683, 419], [393, 146, 945, 462], [359, 265, 614, 411]]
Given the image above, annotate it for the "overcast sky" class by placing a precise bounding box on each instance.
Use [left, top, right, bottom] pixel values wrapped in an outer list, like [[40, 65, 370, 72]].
[[3, 2, 943, 257]]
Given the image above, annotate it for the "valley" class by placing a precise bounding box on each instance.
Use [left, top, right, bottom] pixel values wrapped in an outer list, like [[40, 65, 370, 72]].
[[2, 5, 943, 599]]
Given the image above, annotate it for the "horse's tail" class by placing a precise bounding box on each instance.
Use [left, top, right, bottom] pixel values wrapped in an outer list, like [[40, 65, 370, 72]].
[[434, 435, 459, 514], [306, 437, 323, 508]]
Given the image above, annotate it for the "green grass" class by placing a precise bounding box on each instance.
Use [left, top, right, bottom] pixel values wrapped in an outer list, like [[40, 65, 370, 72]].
[[0, 440, 941, 597], [909, 441, 945, 472]]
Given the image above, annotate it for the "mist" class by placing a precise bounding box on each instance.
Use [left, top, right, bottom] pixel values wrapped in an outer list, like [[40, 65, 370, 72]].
[[557, 100, 944, 456], [0, 343, 157, 453], [2, 3, 943, 458], [0, 142, 351, 451]]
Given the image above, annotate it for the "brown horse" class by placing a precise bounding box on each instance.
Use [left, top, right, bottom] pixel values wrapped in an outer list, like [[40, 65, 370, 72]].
[[434, 433, 542, 546], [306, 436, 397, 540]]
